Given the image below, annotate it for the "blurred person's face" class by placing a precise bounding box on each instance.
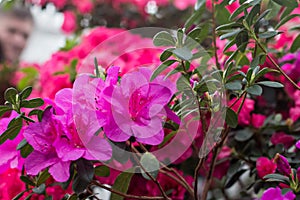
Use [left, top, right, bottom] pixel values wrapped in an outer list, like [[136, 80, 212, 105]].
[[0, 16, 33, 63]]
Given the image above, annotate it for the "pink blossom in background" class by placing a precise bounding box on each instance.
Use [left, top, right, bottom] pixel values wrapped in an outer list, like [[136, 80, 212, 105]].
[[61, 11, 77, 34], [103, 68, 176, 145], [229, 97, 255, 126], [251, 113, 266, 128], [256, 157, 277, 179], [72, 0, 93, 14], [49, 0, 67, 9], [271, 132, 295, 149], [0, 168, 25, 200], [174, 0, 196, 10], [260, 187, 295, 200]]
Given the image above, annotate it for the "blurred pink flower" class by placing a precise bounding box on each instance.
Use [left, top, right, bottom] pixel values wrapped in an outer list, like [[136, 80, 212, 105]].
[[251, 113, 266, 128], [256, 157, 277, 179], [274, 154, 292, 177], [103, 68, 176, 145], [72, 0, 93, 14], [61, 11, 77, 34], [261, 187, 295, 200], [271, 132, 295, 149], [0, 168, 25, 200]]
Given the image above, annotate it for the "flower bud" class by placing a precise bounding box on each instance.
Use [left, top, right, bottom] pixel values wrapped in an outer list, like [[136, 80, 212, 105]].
[[274, 153, 292, 177]]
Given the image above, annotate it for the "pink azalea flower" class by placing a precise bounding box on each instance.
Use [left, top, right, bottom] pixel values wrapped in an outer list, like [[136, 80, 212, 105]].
[[24, 109, 71, 182], [103, 68, 176, 145], [61, 11, 77, 34], [256, 157, 277, 179], [261, 187, 295, 200], [271, 132, 295, 149], [0, 168, 25, 200], [71, 0, 93, 14]]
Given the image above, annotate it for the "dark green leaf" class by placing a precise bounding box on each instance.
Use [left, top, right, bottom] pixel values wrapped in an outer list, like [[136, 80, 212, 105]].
[[235, 30, 248, 52], [21, 98, 44, 108], [19, 86, 32, 100], [0, 117, 23, 144], [4, 87, 18, 104], [160, 48, 174, 62], [67, 194, 78, 200], [220, 29, 241, 40], [177, 29, 184, 46], [253, 67, 278, 82], [234, 129, 254, 142], [32, 184, 46, 194], [225, 169, 247, 188], [110, 170, 135, 200], [225, 107, 238, 128], [37, 170, 50, 186], [272, 0, 298, 8], [275, 14, 300, 29], [223, 39, 236, 52], [230, 3, 251, 20], [176, 76, 191, 91], [291, 34, 300, 53], [94, 165, 110, 177], [153, 31, 175, 47], [184, 6, 205, 29], [246, 84, 263, 96], [254, 9, 271, 26], [263, 173, 290, 184], [216, 22, 241, 31], [225, 82, 243, 90], [20, 176, 36, 186], [20, 143, 34, 158], [0, 105, 13, 117], [257, 81, 283, 88], [17, 139, 28, 150], [172, 47, 193, 61], [76, 159, 94, 182], [140, 153, 160, 180], [246, 4, 260, 25], [13, 190, 28, 200], [150, 60, 177, 81], [72, 174, 89, 194], [187, 28, 202, 40], [258, 31, 279, 39]]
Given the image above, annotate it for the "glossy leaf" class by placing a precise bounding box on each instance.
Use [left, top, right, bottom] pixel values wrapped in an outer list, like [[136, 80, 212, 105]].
[[0, 106, 13, 117], [94, 165, 110, 177], [160, 48, 174, 62], [257, 81, 284, 88], [4, 87, 18, 104], [246, 84, 263, 96], [225, 107, 238, 128], [150, 60, 177, 81], [291, 34, 300, 53], [19, 86, 32, 100], [140, 152, 160, 180], [21, 98, 44, 108], [110, 170, 135, 200], [153, 31, 175, 47]]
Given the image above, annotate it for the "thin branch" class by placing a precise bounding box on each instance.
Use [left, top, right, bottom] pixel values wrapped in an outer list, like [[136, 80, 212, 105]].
[[211, 0, 221, 70]]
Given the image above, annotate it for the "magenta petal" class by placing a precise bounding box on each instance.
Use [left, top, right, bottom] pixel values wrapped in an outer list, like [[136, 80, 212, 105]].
[[165, 106, 180, 124], [54, 88, 73, 115], [105, 66, 120, 86], [296, 140, 300, 149], [54, 138, 85, 162], [136, 129, 164, 145], [25, 151, 57, 176], [104, 116, 131, 142], [84, 136, 112, 161], [49, 161, 70, 182]]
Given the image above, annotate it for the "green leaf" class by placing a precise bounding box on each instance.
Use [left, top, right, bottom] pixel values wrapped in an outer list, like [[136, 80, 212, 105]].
[[37, 170, 50, 186], [0, 105, 13, 117], [4, 87, 18, 104], [223, 40, 236, 52], [272, 0, 298, 8], [176, 76, 191, 91], [219, 29, 241, 40], [257, 81, 284, 88], [225, 107, 238, 128], [76, 159, 94, 182], [263, 173, 290, 184], [258, 31, 279, 39], [19, 86, 32, 100], [177, 29, 184, 46], [235, 30, 248, 52], [20, 143, 33, 158], [140, 152, 160, 180], [0, 117, 23, 144], [246, 84, 263, 96], [225, 82, 243, 90], [216, 22, 242, 31], [246, 4, 260, 25], [225, 169, 247, 188], [12, 190, 28, 200], [153, 31, 175, 47], [67, 194, 78, 200], [21, 98, 44, 108], [150, 60, 177, 81], [187, 28, 202, 41], [94, 165, 110, 177], [160, 48, 174, 62], [230, 2, 251, 20], [32, 184, 46, 194], [110, 170, 135, 200], [275, 14, 300, 29], [195, 0, 206, 10], [20, 176, 36, 186], [17, 139, 28, 150], [234, 129, 254, 142], [291, 34, 300, 53], [172, 47, 193, 61], [184, 5, 205, 29]]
